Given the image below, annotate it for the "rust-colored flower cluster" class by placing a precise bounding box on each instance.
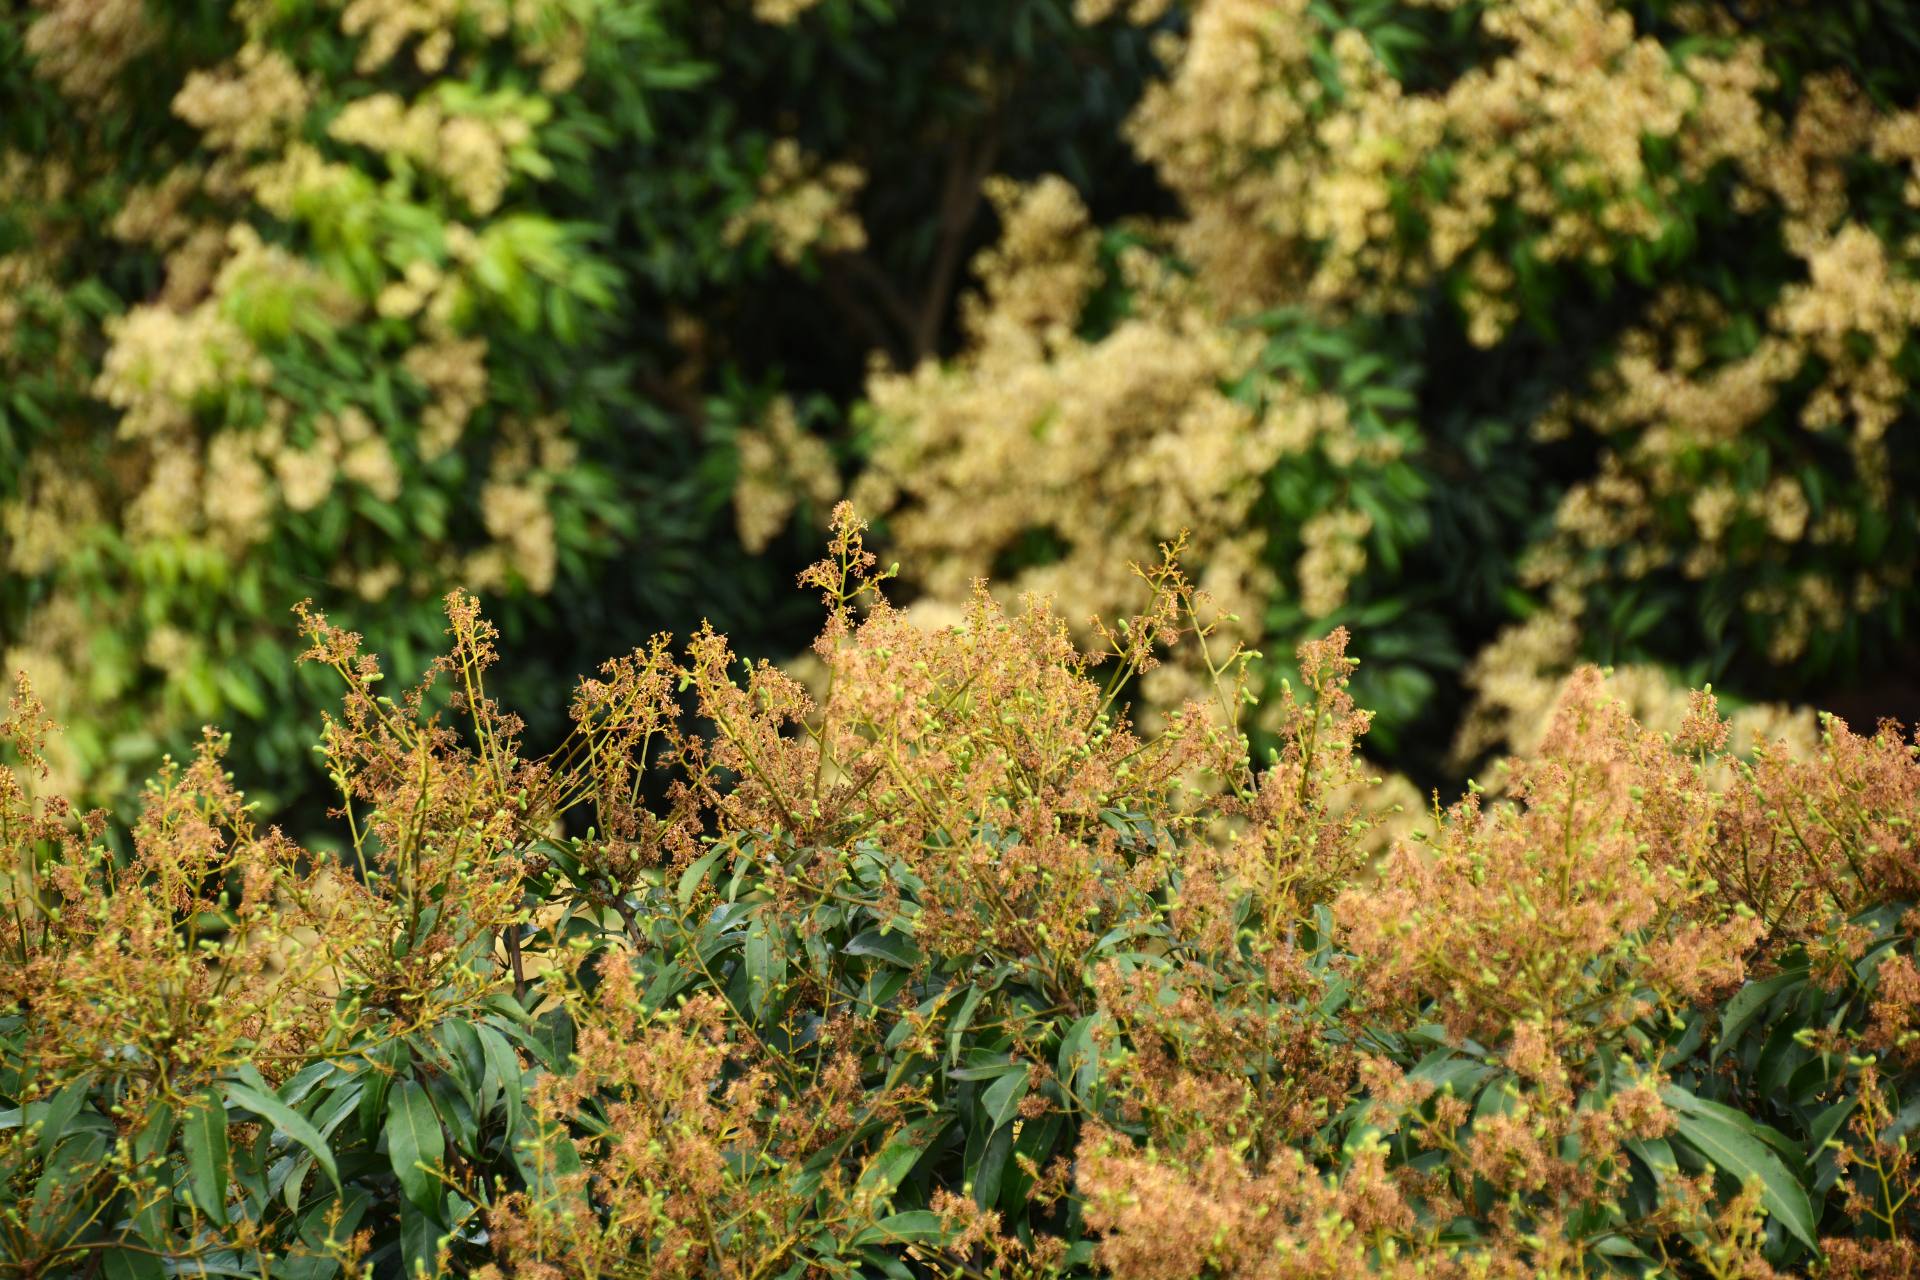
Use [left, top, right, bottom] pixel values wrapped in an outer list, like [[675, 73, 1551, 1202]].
[[4, 516, 1917, 1277]]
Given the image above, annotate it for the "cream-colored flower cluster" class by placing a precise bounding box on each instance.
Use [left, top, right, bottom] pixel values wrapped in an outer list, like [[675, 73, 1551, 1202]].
[[1777, 224, 1920, 449], [404, 333, 492, 459], [2, 455, 102, 578], [1099, 0, 1783, 342], [733, 397, 840, 553], [86, 222, 375, 556], [859, 177, 1391, 644], [1052, 0, 1920, 750], [94, 299, 270, 441], [329, 90, 542, 215], [750, 0, 827, 23], [65, 2, 569, 580], [173, 46, 312, 153], [1296, 507, 1374, 618], [470, 416, 575, 594], [724, 139, 868, 267], [1513, 123, 1920, 675], [1458, 623, 1817, 769], [23, 0, 158, 105], [334, 0, 591, 90]]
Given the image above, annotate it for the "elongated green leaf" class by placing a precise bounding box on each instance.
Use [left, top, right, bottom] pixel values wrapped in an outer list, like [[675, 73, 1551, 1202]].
[[30, 1130, 108, 1237], [289, 1083, 363, 1214], [1057, 1013, 1101, 1099], [436, 1018, 485, 1114], [949, 1068, 1016, 1095], [946, 983, 987, 1069], [858, 1115, 952, 1195], [1667, 1101, 1818, 1250], [224, 1081, 340, 1191], [32, 1073, 94, 1161], [857, 1247, 919, 1280], [385, 1080, 446, 1211], [966, 1119, 1013, 1208], [981, 1068, 1029, 1132], [1663, 1085, 1801, 1162], [133, 1105, 176, 1166], [276, 1061, 335, 1111], [677, 845, 727, 908], [100, 1246, 166, 1280], [844, 928, 921, 967], [744, 915, 784, 1022], [512, 1124, 584, 1200], [1715, 968, 1808, 1061], [1625, 1137, 1678, 1178], [356, 1038, 407, 1142], [1808, 1097, 1857, 1177], [850, 1210, 947, 1246], [476, 1022, 524, 1138], [400, 1195, 449, 1280], [181, 1092, 230, 1226]]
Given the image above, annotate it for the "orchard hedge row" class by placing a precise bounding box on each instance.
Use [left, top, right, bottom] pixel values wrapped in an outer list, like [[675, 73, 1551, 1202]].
[[4, 514, 1916, 1278]]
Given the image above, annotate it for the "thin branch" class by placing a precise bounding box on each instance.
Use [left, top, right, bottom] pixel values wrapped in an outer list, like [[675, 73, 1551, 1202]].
[[910, 110, 1005, 361]]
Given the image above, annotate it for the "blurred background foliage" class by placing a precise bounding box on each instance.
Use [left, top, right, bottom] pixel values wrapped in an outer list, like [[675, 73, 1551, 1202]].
[[4, 0, 1920, 818], [0, 0, 1161, 823]]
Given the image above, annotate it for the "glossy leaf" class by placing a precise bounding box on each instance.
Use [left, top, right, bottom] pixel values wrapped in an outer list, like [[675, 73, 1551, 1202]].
[[224, 1081, 341, 1191], [385, 1080, 447, 1212]]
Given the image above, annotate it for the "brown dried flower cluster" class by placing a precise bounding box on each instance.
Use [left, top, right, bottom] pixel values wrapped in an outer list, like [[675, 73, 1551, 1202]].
[[5, 517, 1917, 1276]]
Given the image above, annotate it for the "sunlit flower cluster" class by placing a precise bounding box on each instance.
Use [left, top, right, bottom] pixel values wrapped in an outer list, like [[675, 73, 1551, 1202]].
[[724, 138, 868, 267], [860, 177, 1363, 643], [329, 88, 545, 216], [733, 396, 840, 552], [335, 0, 592, 90]]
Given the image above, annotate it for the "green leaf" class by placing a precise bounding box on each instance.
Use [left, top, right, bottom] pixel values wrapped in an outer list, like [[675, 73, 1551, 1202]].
[[1663, 1085, 1801, 1163], [385, 1080, 446, 1212], [677, 844, 727, 908], [101, 1247, 166, 1280], [130, 1106, 176, 1244], [224, 1081, 341, 1192], [856, 1247, 919, 1280], [400, 1194, 449, 1280], [32, 1073, 93, 1161], [182, 1091, 230, 1226], [965, 1118, 1013, 1208], [850, 1210, 947, 1247], [1665, 1090, 1818, 1250], [946, 982, 988, 1068], [476, 1022, 524, 1138], [30, 1130, 109, 1237], [744, 914, 785, 1022], [981, 1068, 1030, 1133], [1056, 1012, 1106, 1104], [844, 928, 921, 967], [1885, 1092, 1920, 1144], [512, 1124, 584, 1200], [858, 1115, 952, 1196], [133, 1104, 175, 1164], [1808, 1098, 1856, 1157], [356, 1038, 407, 1142]]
